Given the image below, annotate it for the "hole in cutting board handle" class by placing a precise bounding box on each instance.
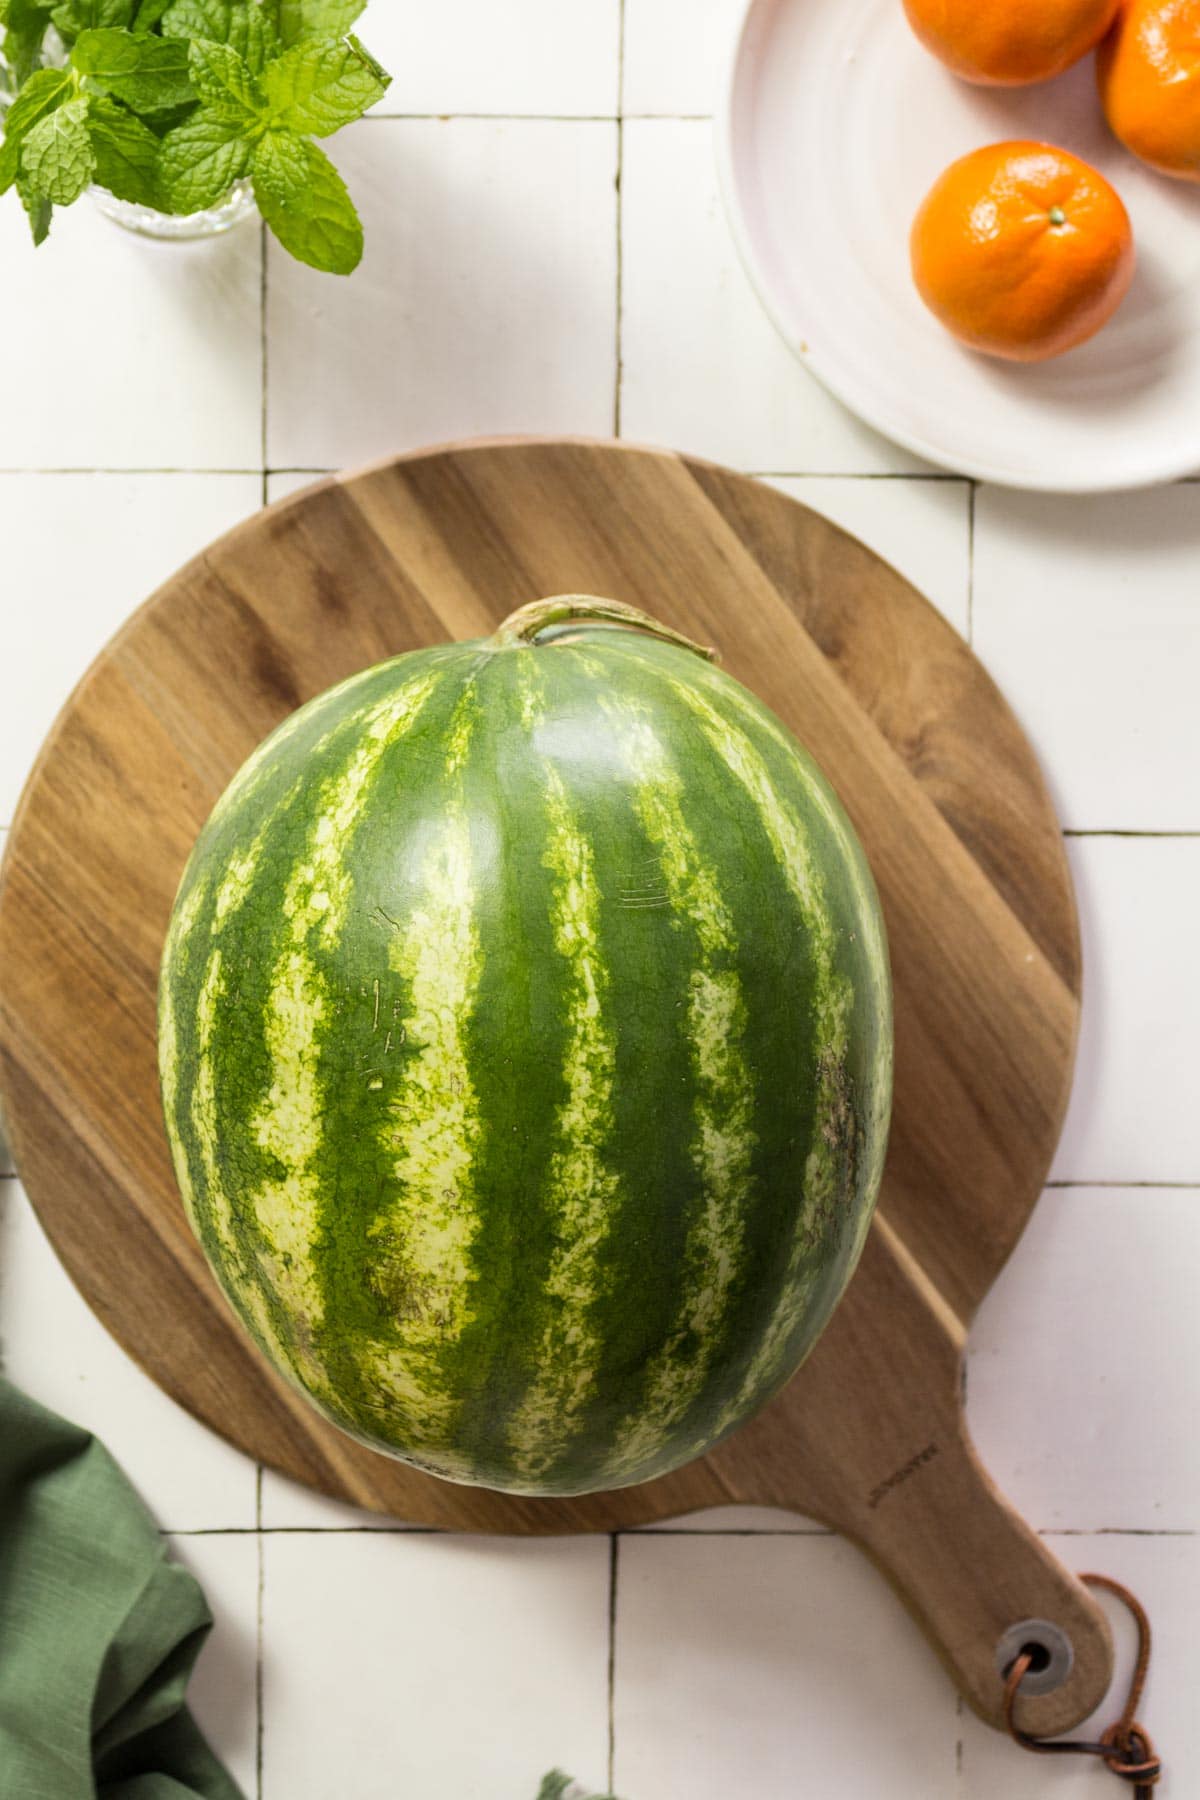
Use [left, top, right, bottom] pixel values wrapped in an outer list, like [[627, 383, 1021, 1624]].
[[994, 1619, 1075, 1697]]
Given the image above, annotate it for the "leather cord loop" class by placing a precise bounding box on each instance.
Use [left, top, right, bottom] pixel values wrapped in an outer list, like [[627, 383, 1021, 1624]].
[[1003, 1574, 1160, 1797]]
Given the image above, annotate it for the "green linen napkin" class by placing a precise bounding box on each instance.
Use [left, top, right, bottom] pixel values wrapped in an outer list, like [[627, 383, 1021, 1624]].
[[0, 1377, 244, 1800], [0, 1375, 617, 1799]]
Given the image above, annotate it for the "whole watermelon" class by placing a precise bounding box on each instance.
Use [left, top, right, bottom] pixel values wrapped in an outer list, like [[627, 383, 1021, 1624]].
[[159, 596, 892, 1496]]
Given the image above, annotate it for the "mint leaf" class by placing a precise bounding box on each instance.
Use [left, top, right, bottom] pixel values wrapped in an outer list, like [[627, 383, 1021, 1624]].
[[187, 35, 261, 119], [3, 63, 73, 129], [3, 0, 57, 83], [73, 26, 194, 110], [263, 33, 386, 136], [252, 127, 360, 272], [159, 0, 223, 31], [230, 2, 280, 70], [16, 169, 52, 239], [141, 96, 196, 132], [51, 0, 133, 37], [162, 0, 279, 73], [5, 0, 388, 267], [21, 92, 95, 201], [277, 0, 365, 46], [87, 90, 161, 202], [158, 103, 248, 211], [0, 65, 72, 191], [4, 0, 50, 28]]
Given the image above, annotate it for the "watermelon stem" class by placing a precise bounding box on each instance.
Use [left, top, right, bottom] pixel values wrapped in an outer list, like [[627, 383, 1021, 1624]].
[[493, 595, 720, 663]]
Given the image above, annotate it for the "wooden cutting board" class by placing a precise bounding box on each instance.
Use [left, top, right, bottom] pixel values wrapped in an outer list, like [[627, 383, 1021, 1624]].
[[0, 438, 1111, 1735]]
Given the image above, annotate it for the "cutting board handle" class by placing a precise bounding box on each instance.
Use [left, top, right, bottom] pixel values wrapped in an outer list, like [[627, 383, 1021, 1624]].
[[851, 1414, 1114, 1735]]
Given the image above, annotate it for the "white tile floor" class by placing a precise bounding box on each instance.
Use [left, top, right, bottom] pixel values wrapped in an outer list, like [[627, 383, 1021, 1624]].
[[0, 2, 1197, 1796], [622, 0, 746, 117], [0, 473, 262, 822], [265, 117, 618, 468], [613, 1533, 961, 1799], [368, 0, 621, 118], [260, 1535, 613, 1799], [177, 1534, 262, 1800], [621, 118, 928, 473], [0, 205, 261, 470]]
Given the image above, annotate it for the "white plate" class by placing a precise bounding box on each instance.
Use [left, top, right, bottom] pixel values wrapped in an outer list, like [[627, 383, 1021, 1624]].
[[717, 0, 1200, 490]]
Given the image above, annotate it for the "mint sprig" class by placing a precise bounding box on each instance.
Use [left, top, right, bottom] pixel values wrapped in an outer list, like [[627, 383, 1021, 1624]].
[[0, 0, 389, 272], [155, 98, 244, 207], [21, 89, 92, 198], [51, 0, 139, 37], [277, 0, 365, 47], [0, 63, 71, 187], [1, 0, 57, 86], [154, 26, 385, 268], [263, 33, 386, 136], [72, 28, 194, 110], [253, 125, 359, 271], [88, 90, 160, 201], [160, 0, 280, 73], [185, 34, 263, 115]]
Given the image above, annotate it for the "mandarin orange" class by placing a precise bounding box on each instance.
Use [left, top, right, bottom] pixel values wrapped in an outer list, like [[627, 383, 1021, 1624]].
[[910, 142, 1136, 361], [903, 0, 1121, 84], [1098, 0, 1200, 180]]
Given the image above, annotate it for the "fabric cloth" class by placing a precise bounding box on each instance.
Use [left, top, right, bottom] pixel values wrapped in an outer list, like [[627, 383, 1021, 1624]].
[[0, 1377, 244, 1800]]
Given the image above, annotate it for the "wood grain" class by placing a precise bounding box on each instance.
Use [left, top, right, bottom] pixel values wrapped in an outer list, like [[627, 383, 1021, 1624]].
[[0, 438, 1110, 1733]]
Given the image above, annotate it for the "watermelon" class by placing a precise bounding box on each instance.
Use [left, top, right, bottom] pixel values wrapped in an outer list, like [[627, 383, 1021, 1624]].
[[158, 596, 892, 1496]]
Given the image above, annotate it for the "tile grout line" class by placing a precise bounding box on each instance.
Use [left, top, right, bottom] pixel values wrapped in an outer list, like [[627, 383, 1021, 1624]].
[[259, 220, 270, 506], [0, 466, 1080, 485], [751, 469, 969, 482], [160, 1526, 825, 1537], [617, 1524, 832, 1536], [966, 480, 977, 646], [606, 1534, 619, 1791], [0, 467, 955, 478], [255, 1465, 265, 1800], [1045, 1179, 1200, 1190], [367, 110, 621, 122], [1039, 1527, 1199, 1537], [0, 467, 1009, 485], [613, 0, 627, 439], [163, 1524, 834, 1538], [0, 467, 273, 477], [359, 110, 713, 123], [159, 1522, 1198, 1538]]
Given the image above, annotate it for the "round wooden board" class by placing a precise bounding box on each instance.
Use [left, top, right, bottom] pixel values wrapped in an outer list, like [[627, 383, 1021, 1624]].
[[0, 438, 1110, 1732]]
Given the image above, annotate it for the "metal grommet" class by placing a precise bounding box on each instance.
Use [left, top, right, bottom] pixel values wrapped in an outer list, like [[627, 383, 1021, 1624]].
[[995, 1619, 1075, 1697]]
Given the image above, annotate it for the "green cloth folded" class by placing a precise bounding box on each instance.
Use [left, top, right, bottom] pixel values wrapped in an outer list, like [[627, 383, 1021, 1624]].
[[0, 1378, 244, 1800], [0, 1376, 619, 1798]]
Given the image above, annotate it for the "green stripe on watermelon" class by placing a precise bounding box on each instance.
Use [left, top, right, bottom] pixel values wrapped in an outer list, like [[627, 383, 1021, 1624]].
[[562, 636, 882, 1473], [595, 693, 756, 1482], [165, 653, 458, 1411], [418, 652, 591, 1483], [158, 596, 892, 1496], [502, 653, 706, 1491]]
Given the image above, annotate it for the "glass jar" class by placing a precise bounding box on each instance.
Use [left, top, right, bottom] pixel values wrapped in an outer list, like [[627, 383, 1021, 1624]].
[[89, 180, 258, 241], [1, 32, 257, 241]]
